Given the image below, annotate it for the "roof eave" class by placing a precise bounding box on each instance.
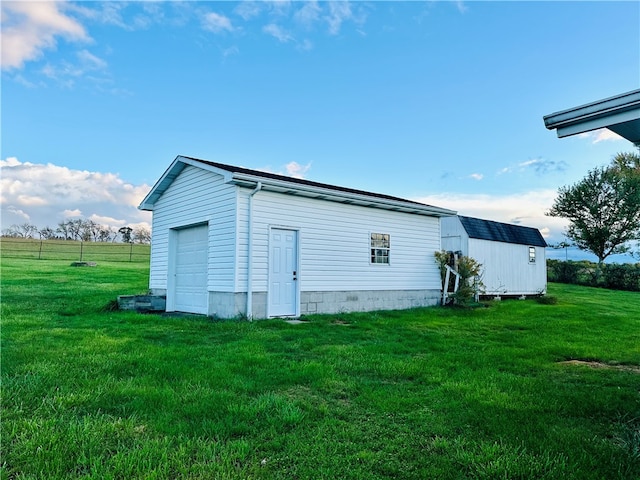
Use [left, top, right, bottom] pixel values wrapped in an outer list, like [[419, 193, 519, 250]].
[[139, 156, 456, 217], [543, 89, 640, 145], [138, 155, 234, 210], [231, 172, 456, 217]]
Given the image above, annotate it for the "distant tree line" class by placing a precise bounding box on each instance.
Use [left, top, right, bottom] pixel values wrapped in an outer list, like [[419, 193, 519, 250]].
[[1, 219, 151, 244], [547, 259, 640, 292]]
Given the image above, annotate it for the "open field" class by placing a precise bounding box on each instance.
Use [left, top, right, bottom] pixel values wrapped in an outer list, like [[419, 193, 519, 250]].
[[1, 257, 639, 479], [0, 237, 150, 263]]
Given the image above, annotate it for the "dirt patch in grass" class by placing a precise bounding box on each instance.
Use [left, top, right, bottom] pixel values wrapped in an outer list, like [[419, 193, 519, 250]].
[[332, 319, 352, 326], [559, 360, 640, 374]]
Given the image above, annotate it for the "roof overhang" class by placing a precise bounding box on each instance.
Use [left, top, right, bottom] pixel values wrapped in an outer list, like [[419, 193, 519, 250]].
[[138, 156, 234, 210], [543, 89, 640, 147], [139, 156, 456, 217], [228, 172, 456, 217]]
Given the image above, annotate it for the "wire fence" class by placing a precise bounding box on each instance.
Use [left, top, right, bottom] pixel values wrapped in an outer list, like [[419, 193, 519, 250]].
[[0, 238, 151, 263]]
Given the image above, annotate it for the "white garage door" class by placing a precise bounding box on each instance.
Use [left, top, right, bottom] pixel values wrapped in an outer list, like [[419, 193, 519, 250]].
[[172, 224, 208, 314]]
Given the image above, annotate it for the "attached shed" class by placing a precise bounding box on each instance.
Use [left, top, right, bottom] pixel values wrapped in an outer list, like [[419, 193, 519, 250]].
[[441, 215, 547, 297], [139, 156, 456, 318]]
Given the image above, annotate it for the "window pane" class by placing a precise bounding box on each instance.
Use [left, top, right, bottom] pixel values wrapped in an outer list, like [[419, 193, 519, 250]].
[[371, 233, 390, 264], [371, 233, 390, 248]]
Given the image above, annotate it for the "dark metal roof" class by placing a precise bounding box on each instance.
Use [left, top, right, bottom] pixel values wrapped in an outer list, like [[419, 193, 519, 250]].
[[181, 156, 453, 213], [458, 215, 547, 247]]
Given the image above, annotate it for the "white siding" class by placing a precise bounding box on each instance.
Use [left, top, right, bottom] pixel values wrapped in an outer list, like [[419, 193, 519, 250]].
[[236, 188, 443, 293], [469, 239, 547, 295], [440, 216, 469, 255], [149, 166, 237, 292]]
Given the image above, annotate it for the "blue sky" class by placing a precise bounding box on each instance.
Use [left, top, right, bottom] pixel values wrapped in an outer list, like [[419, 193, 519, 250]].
[[2, 1, 639, 260]]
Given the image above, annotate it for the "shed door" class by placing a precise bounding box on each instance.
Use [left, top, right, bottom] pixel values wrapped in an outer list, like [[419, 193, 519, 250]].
[[172, 224, 208, 314], [269, 228, 298, 317]]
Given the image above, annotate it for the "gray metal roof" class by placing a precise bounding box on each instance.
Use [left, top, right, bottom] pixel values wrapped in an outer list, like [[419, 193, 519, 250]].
[[543, 89, 640, 146], [458, 216, 547, 247]]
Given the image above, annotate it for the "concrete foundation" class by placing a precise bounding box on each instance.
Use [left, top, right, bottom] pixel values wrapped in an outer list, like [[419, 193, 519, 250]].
[[299, 289, 441, 315], [151, 288, 440, 319]]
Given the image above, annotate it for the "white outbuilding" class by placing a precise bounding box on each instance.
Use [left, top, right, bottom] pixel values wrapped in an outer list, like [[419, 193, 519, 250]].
[[139, 156, 456, 318], [441, 215, 547, 297]]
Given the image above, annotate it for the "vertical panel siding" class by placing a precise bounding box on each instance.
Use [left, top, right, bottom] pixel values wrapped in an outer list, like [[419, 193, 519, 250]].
[[149, 166, 237, 292], [236, 188, 443, 292], [469, 239, 547, 295], [440, 216, 470, 256]]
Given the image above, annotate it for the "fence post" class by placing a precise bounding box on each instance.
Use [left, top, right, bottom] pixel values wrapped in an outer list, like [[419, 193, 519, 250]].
[[129, 242, 133, 262], [80, 241, 83, 261], [38, 240, 43, 260]]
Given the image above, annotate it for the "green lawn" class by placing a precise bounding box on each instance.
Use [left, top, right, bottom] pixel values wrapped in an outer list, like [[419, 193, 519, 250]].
[[1, 257, 639, 479]]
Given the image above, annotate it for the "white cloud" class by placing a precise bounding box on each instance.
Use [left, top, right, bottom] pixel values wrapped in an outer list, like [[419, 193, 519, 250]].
[[12, 73, 41, 88], [1, 0, 89, 70], [234, 1, 263, 21], [70, 1, 175, 30], [578, 128, 624, 144], [222, 46, 240, 58], [89, 214, 126, 227], [285, 161, 312, 179], [0, 158, 151, 230], [414, 189, 568, 241], [263, 23, 294, 43], [202, 11, 234, 34], [63, 208, 83, 218], [265, 0, 292, 17], [499, 157, 568, 175], [1, 157, 21, 167], [455, 1, 469, 14], [297, 39, 314, 52], [17, 194, 48, 206], [469, 173, 483, 181], [6, 206, 30, 221], [257, 161, 312, 179], [41, 48, 108, 86], [294, 1, 321, 27], [76, 49, 107, 70], [326, 1, 352, 35]]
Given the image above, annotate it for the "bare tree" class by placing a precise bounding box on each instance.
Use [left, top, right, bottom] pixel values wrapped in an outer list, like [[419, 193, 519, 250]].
[[133, 226, 151, 244], [7, 223, 39, 238], [39, 226, 57, 240], [98, 226, 116, 242], [2, 227, 19, 237], [56, 221, 72, 240], [70, 219, 85, 241], [75, 219, 101, 242]]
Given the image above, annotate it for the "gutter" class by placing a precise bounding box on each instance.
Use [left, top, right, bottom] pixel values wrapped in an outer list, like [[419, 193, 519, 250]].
[[543, 89, 640, 130], [230, 173, 456, 217], [246, 181, 262, 320]]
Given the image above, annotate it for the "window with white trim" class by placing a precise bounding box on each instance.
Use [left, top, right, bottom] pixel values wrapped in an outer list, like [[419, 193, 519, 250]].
[[529, 246, 536, 263], [371, 233, 390, 264]]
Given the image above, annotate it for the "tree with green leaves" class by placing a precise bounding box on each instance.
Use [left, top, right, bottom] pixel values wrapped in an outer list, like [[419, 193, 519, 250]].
[[118, 226, 133, 243], [547, 152, 640, 273]]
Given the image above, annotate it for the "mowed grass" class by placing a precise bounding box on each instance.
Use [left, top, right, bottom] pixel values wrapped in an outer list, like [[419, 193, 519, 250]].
[[1, 257, 639, 479]]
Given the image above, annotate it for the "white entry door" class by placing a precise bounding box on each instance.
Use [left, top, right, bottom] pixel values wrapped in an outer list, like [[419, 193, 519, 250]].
[[269, 228, 298, 317], [172, 224, 208, 314]]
